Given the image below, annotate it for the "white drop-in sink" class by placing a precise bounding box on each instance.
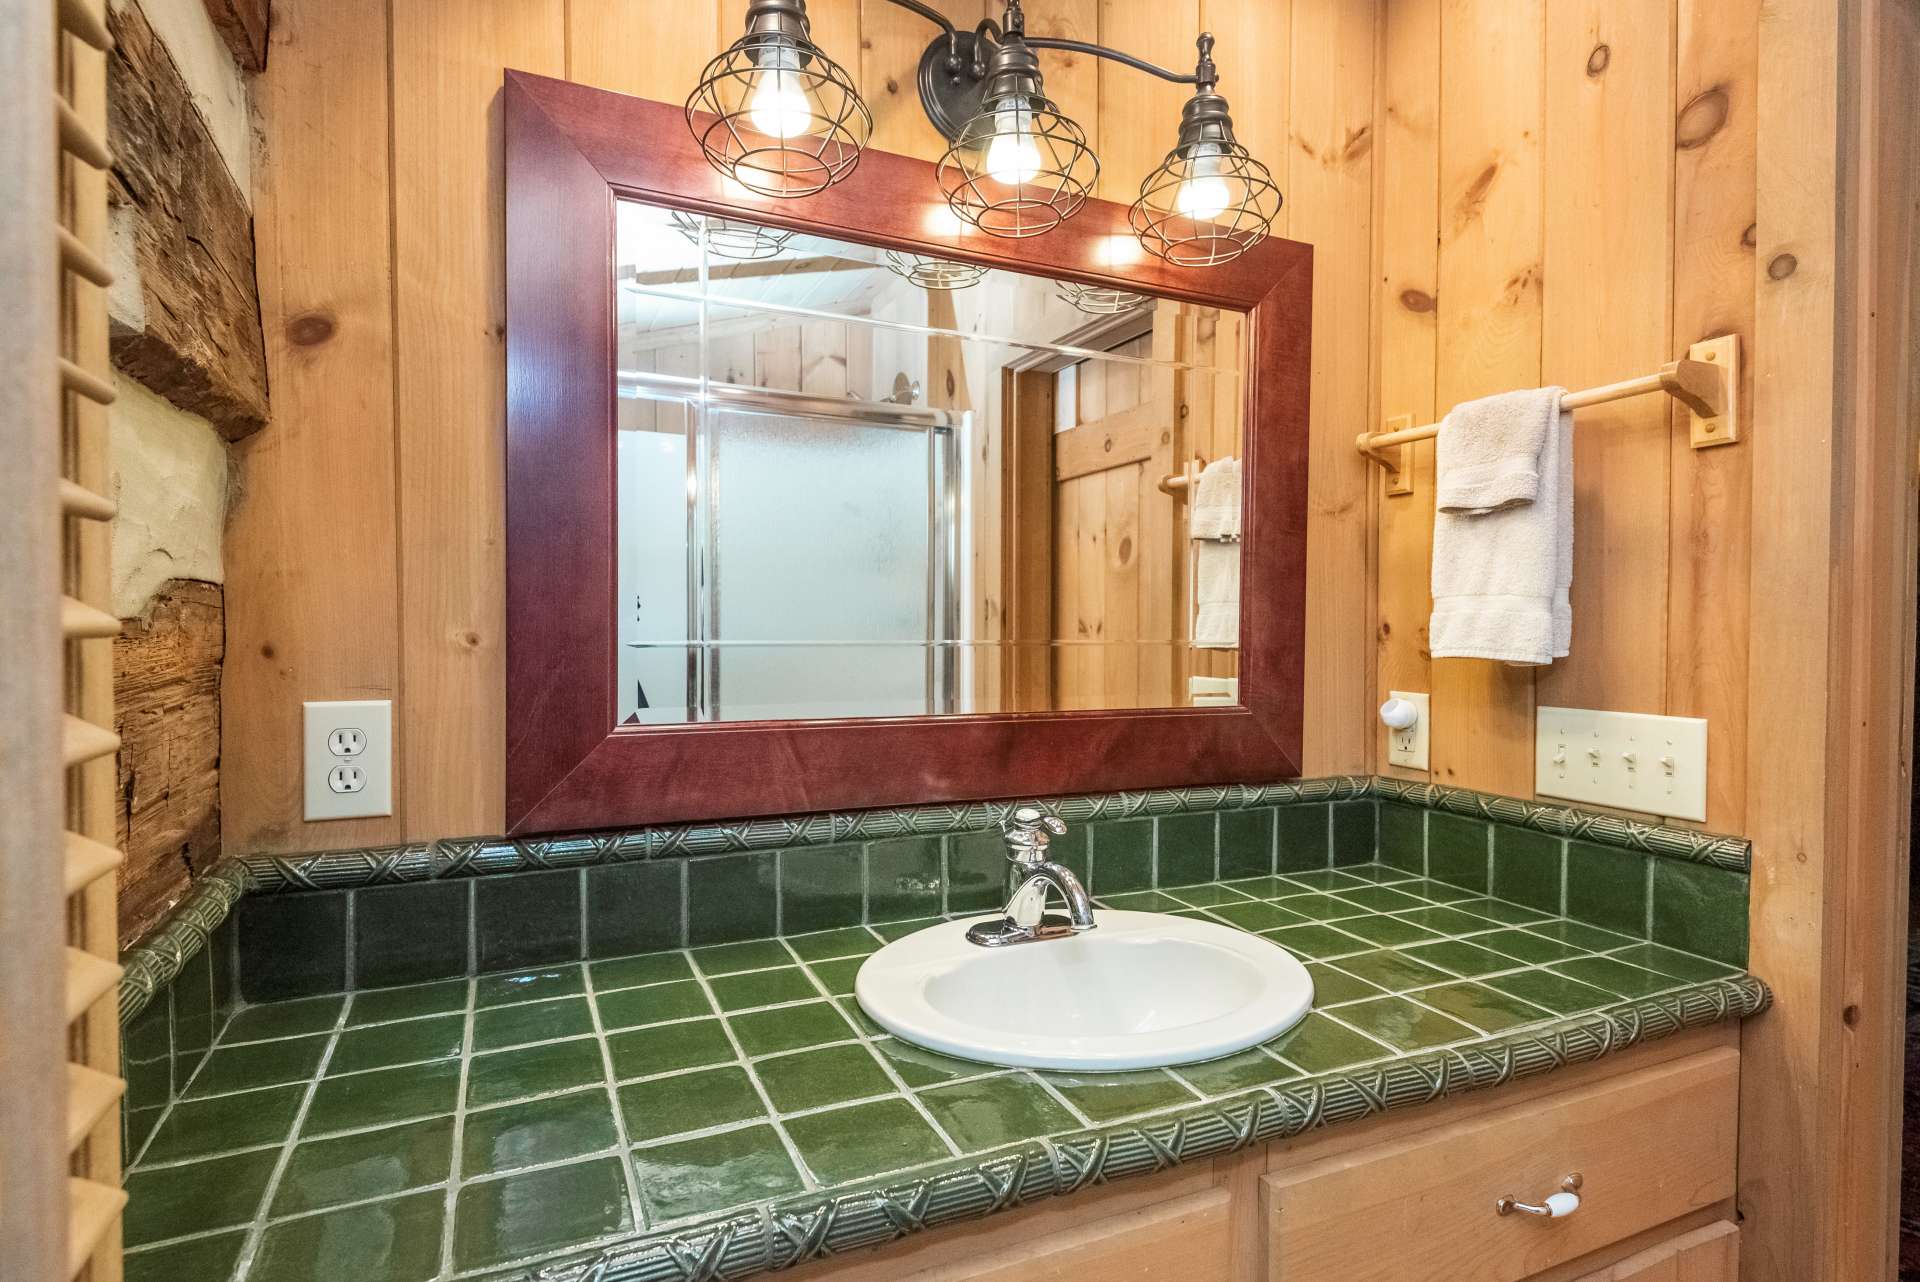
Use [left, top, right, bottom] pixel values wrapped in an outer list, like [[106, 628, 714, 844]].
[[854, 910, 1314, 1071]]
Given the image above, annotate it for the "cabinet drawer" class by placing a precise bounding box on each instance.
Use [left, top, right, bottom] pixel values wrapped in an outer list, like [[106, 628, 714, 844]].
[[1261, 1048, 1738, 1282]]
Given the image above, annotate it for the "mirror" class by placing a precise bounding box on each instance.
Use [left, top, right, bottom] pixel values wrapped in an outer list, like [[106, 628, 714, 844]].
[[614, 200, 1247, 726]]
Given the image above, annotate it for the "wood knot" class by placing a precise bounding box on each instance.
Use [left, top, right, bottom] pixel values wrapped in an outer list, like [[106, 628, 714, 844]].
[[1399, 288, 1436, 314], [1117, 536, 1133, 563], [1767, 252, 1798, 280], [1741, 222, 1758, 249], [1675, 85, 1730, 150], [944, 371, 956, 396], [1586, 43, 1610, 76], [884, 77, 899, 95], [462, 630, 481, 648], [1102, 437, 1113, 453], [260, 643, 276, 659], [286, 311, 336, 347], [1842, 1003, 1861, 1027]]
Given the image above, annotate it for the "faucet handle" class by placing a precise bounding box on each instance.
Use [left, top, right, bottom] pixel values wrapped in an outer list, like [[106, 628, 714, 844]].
[[1004, 807, 1068, 860]]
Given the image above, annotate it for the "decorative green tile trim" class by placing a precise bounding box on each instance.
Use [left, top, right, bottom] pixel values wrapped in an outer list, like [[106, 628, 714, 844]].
[[119, 859, 250, 1024], [530, 975, 1769, 1282], [1370, 778, 1750, 873]]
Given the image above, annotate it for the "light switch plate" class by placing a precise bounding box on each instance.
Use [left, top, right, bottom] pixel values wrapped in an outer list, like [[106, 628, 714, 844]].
[[304, 699, 393, 821], [1386, 690, 1430, 770], [1536, 706, 1706, 821]]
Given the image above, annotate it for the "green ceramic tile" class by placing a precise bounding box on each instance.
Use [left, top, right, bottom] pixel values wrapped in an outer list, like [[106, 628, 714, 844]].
[[1092, 819, 1153, 894], [238, 893, 348, 1002], [467, 1037, 606, 1107], [1400, 939, 1525, 979], [474, 871, 580, 973], [1166, 883, 1255, 908], [1396, 878, 1482, 904], [1330, 885, 1430, 913], [303, 1060, 460, 1135], [1564, 841, 1650, 938], [1608, 941, 1739, 981], [185, 1033, 329, 1096], [326, 1013, 464, 1075], [1273, 803, 1331, 873], [782, 843, 865, 934], [1303, 962, 1385, 1005], [729, 1000, 854, 1057], [619, 1065, 765, 1142], [1098, 889, 1189, 911], [471, 996, 594, 1051], [755, 1043, 896, 1112], [1326, 948, 1455, 992], [125, 1230, 248, 1282], [836, 997, 886, 1037], [1330, 914, 1442, 948], [807, 956, 863, 997], [1039, 1069, 1200, 1122], [1268, 891, 1366, 920], [1394, 905, 1502, 936], [1426, 813, 1490, 891], [1218, 808, 1277, 878], [1175, 1048, 1298, 1094], [1208, 900, 1307, 932], [1417, 982, 1555, 1033], [354, 880, 468, 989], [785, 1098, 952, 1181], [1284, 869, 1370, 891], [452, 1157, 631, 1271], [253, 1189, 444, 1282], [710, 966, 819, 1011], [872, 1035, 985, 1087], [1262, 923, 1372, 960], [595, 979, 715, 1030], [870, 917, 940, 942], [632, 1125, 805, 1223], [691, 938, 791, 976], [1450, 897, 1556, 925], [585, 859, 683, 958], [787, 926, 881, 962], [1524, 918, 1637, 951], [1472, 928, 1586, 965], [1650, 860, 1750, 965], [1332, 997, 1475, 1052], [686, 851, 779, 946], [1482, 969, 1619, 1016], [1550, 956, 1684, 999], [122, 1147, 278, 1246], [1223, 875, 1300, 898], [141, 1083, 305, 1163], [348, 979, 469, 1026], [1338, 863, 1418, 884], [272, 1115, 455, 1216], [1490, 825, 1564, 913], [1268, 1012, 1391, 1073], [1378, 803, 1426, 873], [867, 836, 945, 921], [1156, 812, 1219, 886], [476, 964, 585, 1007], [464, 1090, 621, 1177], [223, 995, 345, 1043], [607, 1018, 736, 1079], [591, 951, 695, 990], [946, 830, 1007, 914], [1331, 801, 1378, 866]]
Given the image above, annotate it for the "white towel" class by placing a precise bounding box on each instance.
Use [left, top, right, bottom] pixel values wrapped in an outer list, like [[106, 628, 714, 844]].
[[1434, 388, 1559, 515], [1188, 456, 1241, 540], [1193, 540, 1240, 648], [1430, 389, 1574, 666]]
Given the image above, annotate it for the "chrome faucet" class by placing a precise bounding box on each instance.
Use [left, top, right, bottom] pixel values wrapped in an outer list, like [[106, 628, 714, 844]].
[[965, 807, 1097, 947]]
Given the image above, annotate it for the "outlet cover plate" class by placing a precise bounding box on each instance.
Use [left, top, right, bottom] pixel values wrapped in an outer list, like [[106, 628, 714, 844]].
[[304, 699, 393, 821], [1386, 690, 1430, 770], [1536, 706, 1707, 821]]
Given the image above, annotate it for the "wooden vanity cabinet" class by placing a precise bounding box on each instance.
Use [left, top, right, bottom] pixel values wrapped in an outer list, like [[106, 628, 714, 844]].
[[786, 1027, 1740, 1282]]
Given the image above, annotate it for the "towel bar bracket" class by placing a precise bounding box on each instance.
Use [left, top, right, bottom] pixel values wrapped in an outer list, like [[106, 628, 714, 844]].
[[1685, 334, 1740, 448]]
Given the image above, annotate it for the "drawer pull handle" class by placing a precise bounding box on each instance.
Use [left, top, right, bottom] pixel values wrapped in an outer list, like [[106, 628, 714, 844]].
[[1496, 1173, 1582, 1219]]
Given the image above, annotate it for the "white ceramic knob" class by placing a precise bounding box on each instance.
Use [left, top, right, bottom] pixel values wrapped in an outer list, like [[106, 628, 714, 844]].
[[1543, 1190, 1581, 1218], [1379, 697, 1419, 730]]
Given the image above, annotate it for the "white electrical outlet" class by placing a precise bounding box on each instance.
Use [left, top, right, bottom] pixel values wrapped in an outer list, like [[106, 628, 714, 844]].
[[1385, 691, 1430, 770], [304, 700, 392, 821], [1536, 706, 1707, 821]]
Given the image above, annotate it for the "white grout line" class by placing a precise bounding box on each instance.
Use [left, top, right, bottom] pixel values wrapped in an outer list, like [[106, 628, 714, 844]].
[[433, 976, 479, 1279], [579, 961, 648, 1235]]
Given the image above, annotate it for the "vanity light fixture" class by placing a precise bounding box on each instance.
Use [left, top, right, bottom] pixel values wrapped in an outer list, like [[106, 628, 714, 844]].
[[668, 210, 796, 260], [690, 0, 1281, 263], [882, 250, 989, 290], [1057, 280, 1150, 315]]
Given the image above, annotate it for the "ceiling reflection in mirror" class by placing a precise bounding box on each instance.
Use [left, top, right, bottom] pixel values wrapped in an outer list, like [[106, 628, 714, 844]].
[[614, 199, 1247, 727]]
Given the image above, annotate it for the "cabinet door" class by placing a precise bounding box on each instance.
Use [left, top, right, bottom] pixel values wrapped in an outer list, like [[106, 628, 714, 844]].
[[1570, 1221, 1738, 1281]]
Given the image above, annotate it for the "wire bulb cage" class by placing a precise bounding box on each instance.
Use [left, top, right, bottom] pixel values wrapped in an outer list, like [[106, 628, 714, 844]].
[[687, 0, 871, 199], [669, 210, 796, 261], [1129, 43, 1279, 267], [882, 250, 988, 290], [1057, 281, 1151, 315], [936, 27, 1096, 239]]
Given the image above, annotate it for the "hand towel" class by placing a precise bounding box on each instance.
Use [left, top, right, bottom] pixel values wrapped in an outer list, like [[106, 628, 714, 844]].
[[1193, 539, 1240, 648], [1429, 389, 1574, 666], [1188, 456, 1242, 540], [1434, 388, 1561, 515]]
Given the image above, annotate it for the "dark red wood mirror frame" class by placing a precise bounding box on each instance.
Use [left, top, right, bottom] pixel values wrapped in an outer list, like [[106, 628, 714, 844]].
[[504, 69, 1312, 834]]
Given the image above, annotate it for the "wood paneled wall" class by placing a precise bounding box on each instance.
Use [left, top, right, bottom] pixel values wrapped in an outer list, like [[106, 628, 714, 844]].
[[1371, 0, 1758, 835], [225, 0, 1377, 851]]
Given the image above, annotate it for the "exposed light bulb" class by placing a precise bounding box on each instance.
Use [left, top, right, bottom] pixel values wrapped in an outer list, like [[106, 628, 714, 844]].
[[983, 103, 1043, 185], [1174, 146, 1232, 221], [747, 44, 814, 139]]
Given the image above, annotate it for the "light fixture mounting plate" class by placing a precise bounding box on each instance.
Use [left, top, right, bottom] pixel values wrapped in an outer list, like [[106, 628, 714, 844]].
[[917, 31, 990, 142]]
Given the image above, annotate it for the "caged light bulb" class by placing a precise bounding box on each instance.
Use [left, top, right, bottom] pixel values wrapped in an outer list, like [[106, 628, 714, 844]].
[[1173, 145, 1232, 221], [747, 44, 815, 139], [983, 103, 1044, 185]]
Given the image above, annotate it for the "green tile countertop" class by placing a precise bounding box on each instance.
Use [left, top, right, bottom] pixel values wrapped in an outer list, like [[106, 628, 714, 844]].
[[122, 862, 1768, 1282]]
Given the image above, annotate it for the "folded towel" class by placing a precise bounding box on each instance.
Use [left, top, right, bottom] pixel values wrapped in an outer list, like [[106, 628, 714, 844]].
[[1430, 388, 1573, 666], [1434, 388, 1561, 515], [1193, 539, 1240, 648], [1188, 456, 1241, 540]]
